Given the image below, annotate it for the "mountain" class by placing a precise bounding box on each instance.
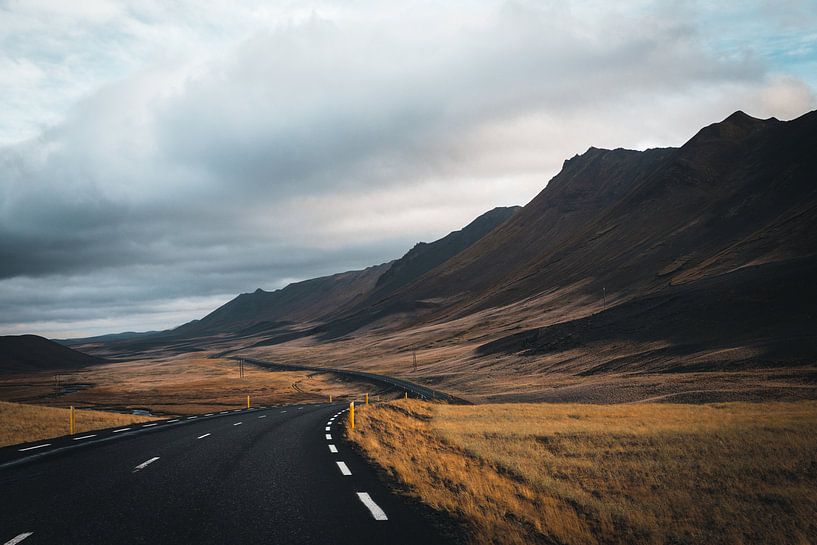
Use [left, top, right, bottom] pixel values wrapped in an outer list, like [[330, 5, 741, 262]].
[[0, 335, 106, 374], [81, 110, 817, 401], [327, 111, 816, 330], [174, 263, 392, 337], [167, 206, 520, 338]]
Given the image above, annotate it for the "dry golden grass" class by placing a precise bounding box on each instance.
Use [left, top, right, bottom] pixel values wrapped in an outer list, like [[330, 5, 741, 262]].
[[0, 400, 157, 447], [0, 354, 372, 415], [349, 399, 817, 545]]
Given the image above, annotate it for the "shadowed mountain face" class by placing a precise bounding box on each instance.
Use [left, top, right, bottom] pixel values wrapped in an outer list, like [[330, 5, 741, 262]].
[[0, 335, 106, 374], [331, 110, 816, 326]]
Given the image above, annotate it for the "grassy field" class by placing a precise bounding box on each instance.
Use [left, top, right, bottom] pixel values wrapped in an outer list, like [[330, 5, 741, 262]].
[[0, 400, 157, 447], [0, 354, 375, 415], [349, 399, 817, 545]]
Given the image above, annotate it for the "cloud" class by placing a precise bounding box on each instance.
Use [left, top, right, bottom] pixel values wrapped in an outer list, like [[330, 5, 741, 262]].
[[1, 0, 815, 337]]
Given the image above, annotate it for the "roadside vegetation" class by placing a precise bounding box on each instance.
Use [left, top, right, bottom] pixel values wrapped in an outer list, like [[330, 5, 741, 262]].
[[348, 399, 817, 545], [0, 400, 157, 447]]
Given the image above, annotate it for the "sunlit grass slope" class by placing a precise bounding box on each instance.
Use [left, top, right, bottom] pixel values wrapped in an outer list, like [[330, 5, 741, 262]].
[[349, 400, 817, 545]]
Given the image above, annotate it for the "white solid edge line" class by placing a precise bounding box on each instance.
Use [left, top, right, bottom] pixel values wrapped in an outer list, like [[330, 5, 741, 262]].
[[356, 492, 388, 520], [233, 422, 242, 426], [167, 419, 179, 423], [142, 423, 157, 428], [133, 456, 160, 471], [336, 461, 352, 475], [18, 443, 50, 452], [73, 434, 97, 441], [112, 428, 131, 433], [325, 434, 332, 440], [4, 532, 34, 545], [329, 444, 338, 453], [197, 433, 211, 439]]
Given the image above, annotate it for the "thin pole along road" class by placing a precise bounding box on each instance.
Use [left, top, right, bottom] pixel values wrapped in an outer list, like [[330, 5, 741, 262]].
[[0, 402, 456, 544]]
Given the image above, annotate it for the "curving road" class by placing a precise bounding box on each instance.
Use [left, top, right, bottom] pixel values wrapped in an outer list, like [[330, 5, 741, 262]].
[[0, 403, 457, 544], [237, 357, 472, 404]]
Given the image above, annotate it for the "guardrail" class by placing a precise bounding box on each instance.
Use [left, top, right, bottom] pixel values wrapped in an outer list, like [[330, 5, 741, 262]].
[[234, 357, 471, 405]]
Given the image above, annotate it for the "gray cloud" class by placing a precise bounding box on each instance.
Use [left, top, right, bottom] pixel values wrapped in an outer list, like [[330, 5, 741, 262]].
[[1, 0, 815, 337]]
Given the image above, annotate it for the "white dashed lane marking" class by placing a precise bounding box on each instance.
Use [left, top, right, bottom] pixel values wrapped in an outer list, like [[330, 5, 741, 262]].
[[18, 444, 51, 452], [187, 416, 198, 420], [329, 444, 338, 453], [197, 433, 211, 439], [336, 461, 352, 476], [142, 423, 157, 428], [133, 456, 160, 472], [233, 422, 243, 426], [3, 532, 34, 545], [112, 428, 131, 433], [167, 419, 179, 423], [72, 434, 97, 441], [325, 427, 331, 431], [258, 415, 267, 419], [325, 434, 332, 440], [356, 492, 388, 520]]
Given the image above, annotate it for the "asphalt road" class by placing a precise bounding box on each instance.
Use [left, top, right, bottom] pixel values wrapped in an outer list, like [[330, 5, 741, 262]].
[[0, 403, 457, 544], [239, 357, 472, 404]]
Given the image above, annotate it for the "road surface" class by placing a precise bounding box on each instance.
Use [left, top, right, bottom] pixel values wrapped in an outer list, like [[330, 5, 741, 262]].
[[0, 403, 457, 544], [238, 357, 471, 404]]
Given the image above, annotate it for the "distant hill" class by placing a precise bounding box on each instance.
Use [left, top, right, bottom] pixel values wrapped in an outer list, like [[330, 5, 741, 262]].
[[0, 335, 106, 374]]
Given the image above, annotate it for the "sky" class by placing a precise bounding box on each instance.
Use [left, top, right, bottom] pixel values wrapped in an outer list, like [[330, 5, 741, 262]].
[[1, 0, 816, 338]]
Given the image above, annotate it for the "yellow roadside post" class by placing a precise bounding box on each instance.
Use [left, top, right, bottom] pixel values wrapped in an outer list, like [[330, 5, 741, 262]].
[[365, 393, 369, 406], [350, 401, 355, 430], [329, 394, 333, 403], [69, 405, 75, 435], [404, 391, 408, 400], [247, 395, 251, 409]]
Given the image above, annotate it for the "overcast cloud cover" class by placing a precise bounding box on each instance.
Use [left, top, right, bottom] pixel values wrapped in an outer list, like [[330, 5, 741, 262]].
[[1, 0, 816, 337]]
